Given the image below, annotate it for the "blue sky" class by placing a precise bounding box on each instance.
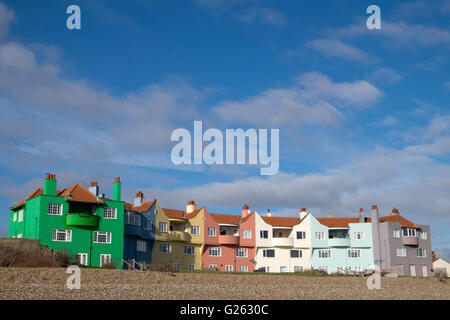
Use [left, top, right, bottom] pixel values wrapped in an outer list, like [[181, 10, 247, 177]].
[[0, 0, 449, 259]]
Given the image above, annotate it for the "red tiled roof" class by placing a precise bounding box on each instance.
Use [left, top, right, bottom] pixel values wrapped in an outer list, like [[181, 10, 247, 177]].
[[125, 200, 155, 213], [210, 213, 241, 225], [262, 216, 303, 227], [317, 217, 360, 228], [10, 188, 44, 209], [162, 208, 202, 220], [57, 184, 103, 204], [378, 215, 419, 229]]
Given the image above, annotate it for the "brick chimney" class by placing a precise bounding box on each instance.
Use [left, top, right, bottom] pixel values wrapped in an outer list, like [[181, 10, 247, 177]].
[[134, 191, 144, 207], [44, 173, 57, 196], [359, 208, 364, 223], [241, 204, 250, 218], [391, 208, 399, 216], [186, 200, 196, 214], [300, 208, 307, 219], [266, 208, 271, 217], [89, 181, 99, 196]]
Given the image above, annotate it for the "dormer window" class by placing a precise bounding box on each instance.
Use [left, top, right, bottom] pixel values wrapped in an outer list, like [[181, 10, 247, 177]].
[[402, 228, 417, 237]]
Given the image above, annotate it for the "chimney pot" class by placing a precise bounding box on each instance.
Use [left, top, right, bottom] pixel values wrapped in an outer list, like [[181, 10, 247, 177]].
[[371, 205, 377, 210], [186, 200, 196, 214], [328, 212, 333, 218], [241, 204, 250, 218], [89, 181, 99, 196], [300, 208, 307, 219], [134, 191, 145, 207], [266, 208, 271, 217]]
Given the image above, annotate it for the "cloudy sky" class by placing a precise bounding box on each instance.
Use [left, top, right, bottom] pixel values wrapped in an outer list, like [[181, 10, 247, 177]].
[[0, 1, 449, 259]]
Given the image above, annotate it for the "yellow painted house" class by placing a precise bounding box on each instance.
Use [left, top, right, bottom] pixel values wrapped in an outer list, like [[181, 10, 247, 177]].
[[152, 200, 205, 270]]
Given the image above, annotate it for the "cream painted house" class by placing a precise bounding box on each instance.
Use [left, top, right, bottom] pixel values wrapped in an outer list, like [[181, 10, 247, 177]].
[[254, 209, 311, 273], [433, 258, 450, 277]]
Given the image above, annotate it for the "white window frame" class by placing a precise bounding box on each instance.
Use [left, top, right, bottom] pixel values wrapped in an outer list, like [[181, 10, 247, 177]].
[[290, 249, 302, 258], [348, 249, 361, 258], [93, 231, 111, 244], [354, 232, 364, 240], [420, 231, 428, 240], [13, 211, 17, 222], [260, 230, 269, 239], [52, 229, 72, 242], [77, 253, 88, 266], [208, 227, 216, 237], [100, 254, 111, 267], [235, 248, 248, 258], [188, 264, 195, 271], [315, 232, 325, 240], [209, 264, 217, 269], [296, 231, 306, 239], [410, 265, 416, 277], [17, 233, 23, 238], [422, 265, 428, 277], [294, 266, 303, 272], [318, 249, 331, 258], [403, 228, 417, 237], [159, 243, 170, 254], [397, 248, 407, 257], [191, 225, 200, 236], [417, 248, 426, 257], [263, 249, 275, 258], [184, 245, 195, 255], [242, 229, 252, 239], [136, 239, 147, 252], [393, 229, 401, 238], [209, 247, 221, 257], [159, 222, 167, 233], [48, 203, 63, 215], [239, 265, 248, 272], [225, 265, 233, 272], [18, 210, 23, 222], [174, 263, 181, 271], [103, 207, 117, 219]]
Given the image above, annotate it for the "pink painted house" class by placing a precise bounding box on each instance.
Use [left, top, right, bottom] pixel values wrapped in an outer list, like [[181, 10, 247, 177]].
[[202, 205, 256, 272]]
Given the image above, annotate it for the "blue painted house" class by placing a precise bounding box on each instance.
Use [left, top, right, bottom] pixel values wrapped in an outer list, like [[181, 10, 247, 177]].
[[310, 209, 374, 274], [123, 192, 156, 268]]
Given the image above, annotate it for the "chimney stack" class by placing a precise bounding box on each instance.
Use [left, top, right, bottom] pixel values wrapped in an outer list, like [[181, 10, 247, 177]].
[[300, 208, 307, 219], [328, 212, 333, 218], [391, 208, 399, 216], [186, 200, 196, 214], [89, 181, 99, 196], [241, 204, 250, 218], [134, 191, 144, 207], [359, 208, 364, 223], [266, 208, 271, 217], [44, 173, 57, 196], [112, 177, 121, 201]]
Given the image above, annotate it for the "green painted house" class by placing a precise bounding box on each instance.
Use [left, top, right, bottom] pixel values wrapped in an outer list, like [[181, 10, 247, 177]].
[[8, 173, 125, 269]]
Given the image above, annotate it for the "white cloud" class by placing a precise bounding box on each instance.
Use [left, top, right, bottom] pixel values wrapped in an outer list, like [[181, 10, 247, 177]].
[[444, 81, 450, 90], [370, 68, 403, 85], [236, 7, 287, 26], [212, 72, 382, 127], [333, 21, 450, 47], [381, 116, 398, 126], [0, 2, 14, 40], [307, 39, 371, 63]]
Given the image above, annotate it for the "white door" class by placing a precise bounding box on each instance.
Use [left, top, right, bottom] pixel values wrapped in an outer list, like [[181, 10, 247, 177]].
[[422, 266, 428, 277], [77, 253, 88, 266], [410, 265, 416, 276]]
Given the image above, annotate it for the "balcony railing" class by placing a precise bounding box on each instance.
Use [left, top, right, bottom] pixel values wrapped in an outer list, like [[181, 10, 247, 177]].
[[218, 235, 239, 245], [328, 237, 351, 247], [169, 231, 189, 242], [402, 236, 418, 246], [272, 237, 293, 247], [65, 213, 100, 228]]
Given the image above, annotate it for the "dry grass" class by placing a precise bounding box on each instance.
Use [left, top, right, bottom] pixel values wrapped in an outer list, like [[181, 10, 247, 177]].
[[0, 245, 72, 268]]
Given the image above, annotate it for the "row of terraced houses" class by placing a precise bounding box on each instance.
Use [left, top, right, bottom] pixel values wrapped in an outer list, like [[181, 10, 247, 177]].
[[8, 174, 433, 276]]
